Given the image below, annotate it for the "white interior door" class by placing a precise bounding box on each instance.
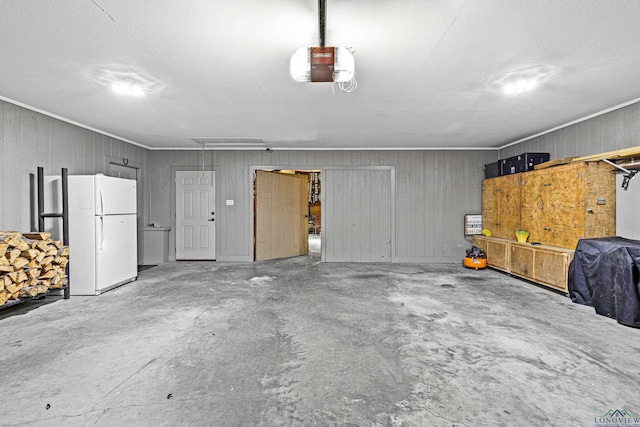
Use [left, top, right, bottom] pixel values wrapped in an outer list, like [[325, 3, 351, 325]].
[[176, 170, 216, 260]]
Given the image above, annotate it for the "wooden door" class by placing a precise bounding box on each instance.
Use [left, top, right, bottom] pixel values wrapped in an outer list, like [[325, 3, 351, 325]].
[[323, 168, 392, 263], [255, 171, 308, 261], [176, 171, 216, 260]]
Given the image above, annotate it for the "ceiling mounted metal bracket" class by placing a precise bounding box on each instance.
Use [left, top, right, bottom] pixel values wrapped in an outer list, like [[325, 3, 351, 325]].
[[318, 0, 327, 47], [602, 158, 637, 190]]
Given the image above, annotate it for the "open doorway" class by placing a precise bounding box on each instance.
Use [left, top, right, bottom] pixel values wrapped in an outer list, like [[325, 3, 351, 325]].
[[307, 171, 321, 255], [253, 169, 321, 261]]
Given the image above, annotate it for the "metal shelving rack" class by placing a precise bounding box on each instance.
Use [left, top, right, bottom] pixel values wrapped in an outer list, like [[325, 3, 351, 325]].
[[37, 166, 70, 299], [1, 167, 70, 310]]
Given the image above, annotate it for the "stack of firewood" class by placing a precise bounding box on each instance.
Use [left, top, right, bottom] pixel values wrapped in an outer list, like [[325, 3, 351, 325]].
[[0, 232, 69, 306]]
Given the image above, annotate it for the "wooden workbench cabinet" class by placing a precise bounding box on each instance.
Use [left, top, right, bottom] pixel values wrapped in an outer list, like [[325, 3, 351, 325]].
[[510, 242, 574, 292], [472, 236, 574, 293], [520, 161, 615, 249], [482, 161, 615, 249], [477, 161, 614, 293]]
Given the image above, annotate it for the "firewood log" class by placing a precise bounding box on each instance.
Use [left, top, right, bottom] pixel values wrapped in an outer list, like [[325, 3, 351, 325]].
[[19, 286, 39, 297], [3, 236, 29, 251], [21, 249, 40, 260], [35, 241, 50, 252], [53, 256, 68, 266], [6, 248, 21, 264], [12, 271, 28, 283], [11, 257, 29, 270], [39, 270, 57, 280], [22, 232, 51, 241], [26, 269, 41, 279], [40, 256, 55, 266], [6, 283, 20, 294]]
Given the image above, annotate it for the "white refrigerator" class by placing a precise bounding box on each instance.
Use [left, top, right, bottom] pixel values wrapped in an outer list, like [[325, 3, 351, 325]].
[[45, 174, 138, 295]]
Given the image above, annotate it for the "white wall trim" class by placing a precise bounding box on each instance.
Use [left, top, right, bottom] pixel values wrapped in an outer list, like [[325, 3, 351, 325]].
[[0, 95, 151, 150]]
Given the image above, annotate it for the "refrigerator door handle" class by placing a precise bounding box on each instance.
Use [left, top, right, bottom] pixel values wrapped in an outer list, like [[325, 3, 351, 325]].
[[99, 216, 104, 251], [98, 187, 105, 215]]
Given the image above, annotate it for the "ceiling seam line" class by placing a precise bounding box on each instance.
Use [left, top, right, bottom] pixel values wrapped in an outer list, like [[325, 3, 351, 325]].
[[419, 0, 470, 72], [89, 0, 173, 73]]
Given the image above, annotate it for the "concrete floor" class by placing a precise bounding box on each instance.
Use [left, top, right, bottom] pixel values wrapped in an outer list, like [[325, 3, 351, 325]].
[[1, 248, 639, 426]]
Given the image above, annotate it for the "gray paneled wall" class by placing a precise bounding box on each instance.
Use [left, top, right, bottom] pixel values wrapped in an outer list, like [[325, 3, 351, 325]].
[[0, 99, 150, 261], [5, 97, 637, 265], [323, 168, 392, 262], [499, 102, 640, 159], [499, 101, 640, 240], [149, 149, 497, 263]]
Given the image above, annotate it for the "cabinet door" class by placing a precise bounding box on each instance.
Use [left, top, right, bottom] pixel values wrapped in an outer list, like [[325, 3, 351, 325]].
[[522, 163, 584, 249], [544, 163, 584, 248], [583, 161, 616, 239], [533, 249, 571, 292], [510, 244, 534, 279], [497, 174, 521, 239], [472, 236, 488, 254], [482, 178, 500, 235], [482, 175, 521, 239], [486, 240, 509, 270], [520, 170, 543, 242]]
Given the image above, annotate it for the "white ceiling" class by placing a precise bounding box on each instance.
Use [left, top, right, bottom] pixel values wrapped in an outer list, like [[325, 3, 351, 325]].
[[1, 0, 639, 150]]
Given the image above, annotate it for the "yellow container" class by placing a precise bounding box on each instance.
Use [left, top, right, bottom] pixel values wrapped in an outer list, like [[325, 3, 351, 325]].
[[515, 231, 529, 243]]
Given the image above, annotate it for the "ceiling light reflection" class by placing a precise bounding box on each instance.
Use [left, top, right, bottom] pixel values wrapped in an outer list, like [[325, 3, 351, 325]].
[[111, 80, 145, 97]]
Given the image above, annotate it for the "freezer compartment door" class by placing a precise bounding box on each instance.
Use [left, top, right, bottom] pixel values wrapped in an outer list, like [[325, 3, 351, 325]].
[[95, 175, 137, 215], [95, 215, 137, 292]]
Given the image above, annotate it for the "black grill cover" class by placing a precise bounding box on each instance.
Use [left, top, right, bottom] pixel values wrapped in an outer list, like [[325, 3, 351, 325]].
[[568, 237, 640, 328]]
